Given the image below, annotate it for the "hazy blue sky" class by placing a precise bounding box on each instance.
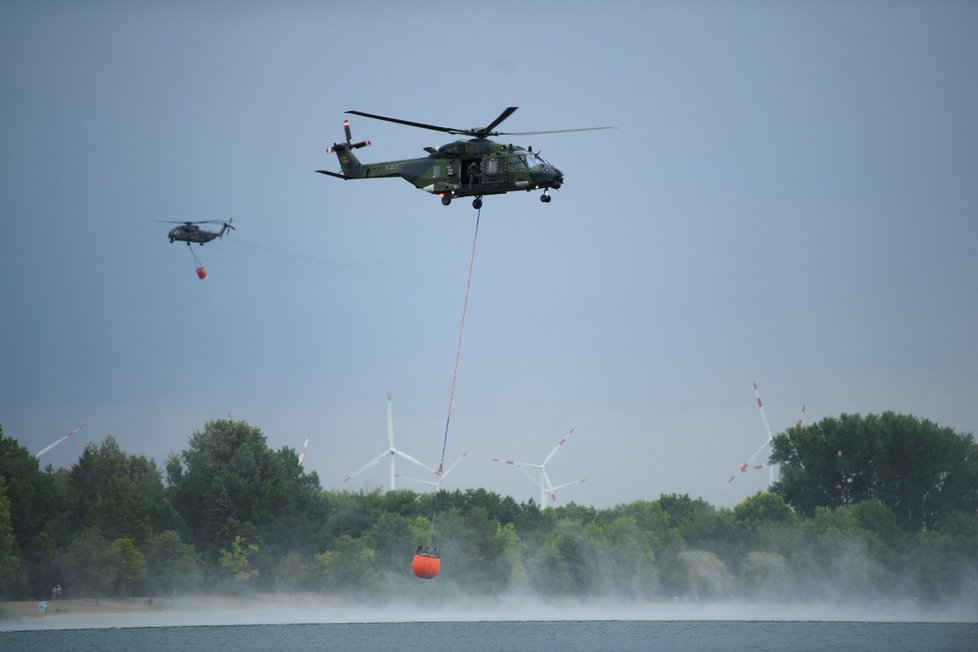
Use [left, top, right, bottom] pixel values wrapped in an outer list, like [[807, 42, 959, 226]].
[[2, 1, 975, 509]]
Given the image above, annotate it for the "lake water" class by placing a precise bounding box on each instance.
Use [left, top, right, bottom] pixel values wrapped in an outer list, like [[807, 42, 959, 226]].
[[3, 620, 978, 652]]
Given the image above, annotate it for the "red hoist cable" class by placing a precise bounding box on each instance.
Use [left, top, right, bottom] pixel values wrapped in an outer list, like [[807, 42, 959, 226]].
[[188, 245, 207, 280], [437, 207, 481, 474], [416, 206, 481, 580]]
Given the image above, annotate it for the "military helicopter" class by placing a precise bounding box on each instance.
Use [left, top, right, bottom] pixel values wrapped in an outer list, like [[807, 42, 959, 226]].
[[159, 219, 235, 245], [156, 219, 235, 280], [316, 107, 612, 209]]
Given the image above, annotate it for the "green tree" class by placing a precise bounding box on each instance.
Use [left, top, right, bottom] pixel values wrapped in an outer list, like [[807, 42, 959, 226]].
[[314, 535, 379, 596], [734, 492, 798, 533], [872, 413, 978, 531], [0, 476, 20, 591], [67, 436, 174, 546], [144, 530, 200, 595], [167, 420, 293, 564], [526, 522, 597, 596], [793, 506, 888, 600], [585, 515, 659, 599], [0, 427, 65, 597], [365, 511, 417, 575], [675, 550, 733, 599], [272, 551, 309, 593], [63, 527, 114, 599], [432, 507, 523, 596], [108, 537, 146, 597], [741, 550, 789, 599], [259, 447, 329, 561], [899, 530, 966, 603], [772, 412, 978, 531], [218, 534, 259, 594]]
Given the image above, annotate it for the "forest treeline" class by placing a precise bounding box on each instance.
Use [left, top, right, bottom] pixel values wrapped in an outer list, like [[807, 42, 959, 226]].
[[1, 413, 976, 606]]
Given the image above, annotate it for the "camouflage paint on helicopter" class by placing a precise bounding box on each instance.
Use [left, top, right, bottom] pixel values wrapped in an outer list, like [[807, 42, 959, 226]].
[[317, 107, 611, 209]]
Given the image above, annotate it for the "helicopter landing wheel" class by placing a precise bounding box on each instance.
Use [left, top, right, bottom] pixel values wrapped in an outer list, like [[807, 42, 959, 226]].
[[472, 197, 483, 210], [540, 193, 552, 203], [441, 194, 452, 206]]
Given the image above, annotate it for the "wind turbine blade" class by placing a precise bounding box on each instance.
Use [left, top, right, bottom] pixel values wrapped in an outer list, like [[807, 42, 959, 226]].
[[400, 451, 467, 490], [548, 479, 587, 505], [796, 404, 806, 428], [298, 437, 310, 465], [343, 449, 389, 482], [754, 382, 773, 441], [394, 449, 437, 474], [35, 435, 68, 459], [543, 427, 575, 465], [517, 465, 546, 488], [551, 478, 586, 492], [396, 473, 438, 487], [387, 393, 394, 448], [35, 424, 85, 458], [439, 451, 468, 479], [745, 438, 772, 467], [510, 461, 544, 472]]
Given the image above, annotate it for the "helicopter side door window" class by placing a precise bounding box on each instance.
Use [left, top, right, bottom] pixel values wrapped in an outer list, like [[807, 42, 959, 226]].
[[481, 156, 505, 184]]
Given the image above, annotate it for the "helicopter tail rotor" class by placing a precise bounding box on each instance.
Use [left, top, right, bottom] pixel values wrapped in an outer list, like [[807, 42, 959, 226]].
[[327, 119, 371, 154], [319, 119, 370, 180]]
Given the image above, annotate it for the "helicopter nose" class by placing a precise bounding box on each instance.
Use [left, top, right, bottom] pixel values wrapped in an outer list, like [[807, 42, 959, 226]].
[[534, 165, 564, 188], [551, 168, 564, 188]]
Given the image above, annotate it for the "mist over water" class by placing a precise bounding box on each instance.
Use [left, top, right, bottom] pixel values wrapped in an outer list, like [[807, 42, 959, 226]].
[[4, 593, 976, 633], [4, 602, 978, 652]]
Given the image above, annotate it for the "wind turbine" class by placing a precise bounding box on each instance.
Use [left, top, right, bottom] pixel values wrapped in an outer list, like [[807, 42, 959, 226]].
[[35, 424, 85, 459], [398, 451, 468, 491], [344, 394, 435, 492], [298, 436, 310, 466], [492, 428, 585, 507], [728, 382, 805, 484]]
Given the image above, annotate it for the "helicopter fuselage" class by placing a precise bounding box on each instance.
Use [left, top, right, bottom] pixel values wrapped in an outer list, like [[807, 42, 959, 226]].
[[362, 139, 562, 197], [167, 224, 229, 245], [322, 138, 563, 205]]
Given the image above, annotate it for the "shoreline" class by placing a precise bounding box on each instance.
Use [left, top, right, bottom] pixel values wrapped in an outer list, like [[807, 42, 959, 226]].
[[3, 593, 977, 631], [0, 593, 350, 629]]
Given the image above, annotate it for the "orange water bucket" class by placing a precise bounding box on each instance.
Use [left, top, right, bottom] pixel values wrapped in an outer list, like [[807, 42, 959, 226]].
[[412, 553, 441, 579]]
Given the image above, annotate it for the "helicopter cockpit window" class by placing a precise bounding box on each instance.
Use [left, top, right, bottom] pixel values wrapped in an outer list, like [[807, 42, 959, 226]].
[[511, 155, 528, 171], [524, 153, 541, 168]]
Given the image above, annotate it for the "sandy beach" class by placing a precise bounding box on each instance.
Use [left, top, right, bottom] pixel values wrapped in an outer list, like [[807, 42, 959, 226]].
[[0, 593, 356, 630]]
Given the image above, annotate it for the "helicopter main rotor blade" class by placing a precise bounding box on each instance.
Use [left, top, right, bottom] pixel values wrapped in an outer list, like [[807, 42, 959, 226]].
[[347, 107, 521, 139], [345, 107, 612, 140], [154, 219, 230, 225], [346, 110, 463, 135], [478, 106, 519, 138], [498, 126, 616, 136]]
